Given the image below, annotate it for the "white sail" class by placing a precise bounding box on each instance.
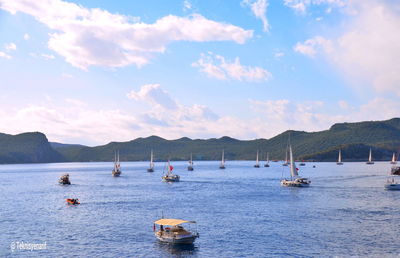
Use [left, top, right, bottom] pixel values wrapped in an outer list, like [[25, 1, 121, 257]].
[[221, 150, 225, 166], [289, 145, 298, 178], [256, 150, 259, 166], [150, 150, 154, 169], [266, 152, 269, 163], [392, 152, 396, 163], [338, 149, 342, 163], [189, 153, 193, 165], [369, 148, 372, 162]]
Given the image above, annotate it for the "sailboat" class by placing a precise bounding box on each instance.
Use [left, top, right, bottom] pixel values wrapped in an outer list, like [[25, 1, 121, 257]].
[[219, 150, 226, 169], [281, 144, 311, 187], [337, 149, 343, 165], [112, 150, 122, 177], [254, 150, 260, 168], [282, 148, 289, 166], [390, 152, 397, 165], [162, 160, 180, 182], [366, 148, 374, 165], [188, 153, 194, 171], [147, 150, 154, 172], [264, 152, 270, 167]]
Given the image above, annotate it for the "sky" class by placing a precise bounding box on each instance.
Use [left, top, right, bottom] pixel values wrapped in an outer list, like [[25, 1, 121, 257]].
[[0, 0, 399, 146]]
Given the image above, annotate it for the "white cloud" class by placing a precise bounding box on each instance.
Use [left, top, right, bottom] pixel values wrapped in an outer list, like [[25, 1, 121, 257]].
[[23, 33, 30, 40], [5, 42, 16, 51], [183, 0, 192, 11], [0, 52, 12, 59], [284, 0, 346, 14], [0, 0, 253, 70], [192, 52, 272, 82], [249, 97, 400, 138], [294, 0, 400, 96], [274, 52, 285, 58], [294, 36, 332, 57], [41, 53, 55, 60], [242, 0, 270, 32], [127, 84, 178, 110], [338, 100, 349, 109]]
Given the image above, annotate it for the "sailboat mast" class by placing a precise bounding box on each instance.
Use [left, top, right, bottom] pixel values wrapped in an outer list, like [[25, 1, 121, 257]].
[[221, 150, 225, 165], [266, 152, 269, 163], [338, 149, 342, 163], [190, 153, 193, 165], [150, 150, 154, 168]]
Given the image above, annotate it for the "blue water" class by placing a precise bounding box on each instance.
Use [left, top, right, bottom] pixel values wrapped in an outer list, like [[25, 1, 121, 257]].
[[1, 161, 400, 257]]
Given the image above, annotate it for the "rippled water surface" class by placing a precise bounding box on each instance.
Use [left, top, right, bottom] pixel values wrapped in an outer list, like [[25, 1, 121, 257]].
[[1, 161, 400, 257]]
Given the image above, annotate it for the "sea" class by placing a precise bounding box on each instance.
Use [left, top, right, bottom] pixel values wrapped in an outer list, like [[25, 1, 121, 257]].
[[1, 161, 399, 257]]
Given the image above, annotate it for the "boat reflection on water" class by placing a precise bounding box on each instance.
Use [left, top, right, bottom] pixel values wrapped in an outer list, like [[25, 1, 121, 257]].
[[155, 241, 197, 256]]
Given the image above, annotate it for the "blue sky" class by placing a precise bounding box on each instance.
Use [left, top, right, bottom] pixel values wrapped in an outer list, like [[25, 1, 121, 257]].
[[0, 0, 399, 145]]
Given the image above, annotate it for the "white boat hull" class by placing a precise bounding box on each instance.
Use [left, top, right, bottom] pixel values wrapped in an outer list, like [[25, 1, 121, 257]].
[[385, 183, 400, 190], [162, 175, 180, 182], [281, 178, 311, 187]]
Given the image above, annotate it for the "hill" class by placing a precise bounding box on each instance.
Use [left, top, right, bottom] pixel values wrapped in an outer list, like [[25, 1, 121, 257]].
[[0, 132, 65, 164], [53, 118, 400, 162], [1, 118, 400, 164]]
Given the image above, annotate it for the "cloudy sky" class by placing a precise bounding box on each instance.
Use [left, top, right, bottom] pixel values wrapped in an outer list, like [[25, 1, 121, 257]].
[[0, 0, 399, 145]]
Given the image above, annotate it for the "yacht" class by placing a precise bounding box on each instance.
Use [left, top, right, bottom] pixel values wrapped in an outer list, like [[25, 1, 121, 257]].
[[264, 152, 270, 167], [162, 161, 180, 182], [336, 149, 343, 165], [366, 148, 374, 165], [154, 218, 199, 244], [187, 153, 194, 171], [112, 151, 122, 176], [281, 144, 311, 187], [254, 150, 260, 168], [147, 150, 155, 172], [219, 150, 226, 169], [390, 152, 397, 165]]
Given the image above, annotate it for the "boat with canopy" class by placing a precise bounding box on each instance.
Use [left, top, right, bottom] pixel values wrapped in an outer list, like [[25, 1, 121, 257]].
[[153, 218, 199, 244]]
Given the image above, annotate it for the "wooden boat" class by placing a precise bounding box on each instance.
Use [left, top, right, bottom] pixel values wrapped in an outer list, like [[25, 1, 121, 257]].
[[58, 173, 71, 185], [154, 218, 199, 244]]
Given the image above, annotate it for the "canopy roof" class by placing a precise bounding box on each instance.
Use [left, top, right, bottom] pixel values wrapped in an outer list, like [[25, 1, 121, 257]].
[[154, 219, 196, 226]]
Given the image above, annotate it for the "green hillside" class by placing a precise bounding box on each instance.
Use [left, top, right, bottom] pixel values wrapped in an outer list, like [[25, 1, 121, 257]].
[[54, 118, 400, 162], [0, 132, 65, 164], [1, 118, 400, 164]]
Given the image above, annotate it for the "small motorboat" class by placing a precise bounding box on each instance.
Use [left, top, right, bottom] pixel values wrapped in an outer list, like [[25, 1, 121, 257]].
[[59, 174, 71, 185], [391, 166, 400, 175], [385, 177, 400, 190], [162, 161, 180, 182], [154, 218, 199, 244], [66, 198, 80, 205]]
